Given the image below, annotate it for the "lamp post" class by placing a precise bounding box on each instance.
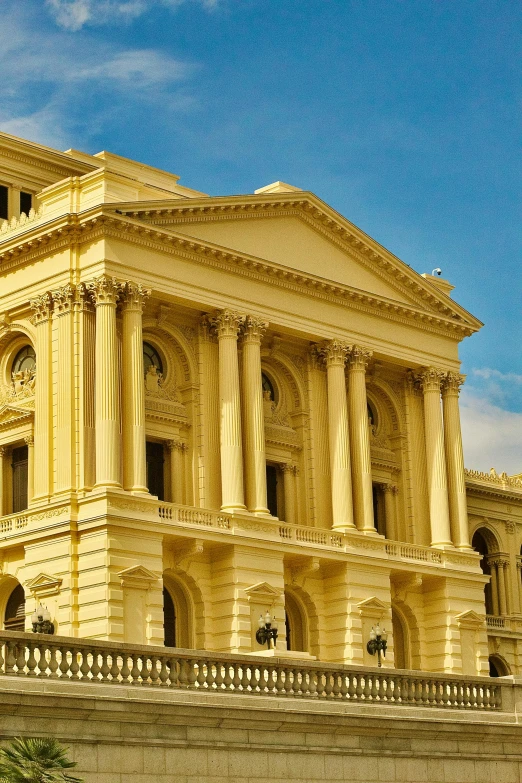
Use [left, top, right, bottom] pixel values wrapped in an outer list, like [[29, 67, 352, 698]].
[[256, 610, 278, 650], [367, 622, 387, 666], [31, 603, 54, 634]]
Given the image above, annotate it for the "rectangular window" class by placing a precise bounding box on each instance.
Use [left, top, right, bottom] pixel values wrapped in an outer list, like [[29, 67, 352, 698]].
[[20, 191, 32, 216], [146, 441, 165, 500], [11, 445, 28, 513], [0, 186, 8, 221]]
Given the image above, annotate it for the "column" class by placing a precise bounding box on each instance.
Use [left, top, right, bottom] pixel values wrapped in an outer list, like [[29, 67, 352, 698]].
[[417, 368, 452, 547], [24, 436, 34, 505], [502, 558, 511, 615], [488, 558, 500, 616], [167, 440, 185, 504], [281, 463, 297, 524], [321, 340, 355, 530], [241, 316, 270, 514], [198, 317, 221, 509], [121, 282, 150, 493], [52, 284, 75, 493], [347, 346, 375, 532], [442, 372, 470, 549], [212, 310, 246, 512], [0, 446, 6, 516], [30, 293, 53, 501], [382, 484, 397, 540], [88, 275, 121, 489], [496, 559, 507, 616], [76, 284, 96, 492]]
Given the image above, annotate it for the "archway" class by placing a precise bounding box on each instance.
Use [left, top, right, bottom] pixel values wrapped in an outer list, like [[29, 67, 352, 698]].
[[391, 606, 410, 669], [472, 527, 502, 616], [489, 654, 510, 677], [4, 583, 25, 631], [284, 590, 308, 653], [163, 575, 194, 649]]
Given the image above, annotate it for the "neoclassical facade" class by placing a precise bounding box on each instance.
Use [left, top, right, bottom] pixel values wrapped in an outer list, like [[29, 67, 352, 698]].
[[0, 131, 520, 676]]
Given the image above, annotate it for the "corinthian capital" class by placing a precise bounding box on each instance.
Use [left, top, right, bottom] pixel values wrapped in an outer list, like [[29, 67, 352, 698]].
[[442, 372, 466, 396], [210, 309, 246, 338], [52, 284, 75, 316], [120, 281, 151, 312], [87, 275, 120, 305], [30, 292, 53, 324], [348, 345, 373, 370], [415, 367, 445, 393], [318, 339, 351, 367], [242, 315, 269, 343]]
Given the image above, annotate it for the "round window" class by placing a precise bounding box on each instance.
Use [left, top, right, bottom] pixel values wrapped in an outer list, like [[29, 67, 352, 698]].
[[143, 342, 163, 376], [12, 345, 36, 376]]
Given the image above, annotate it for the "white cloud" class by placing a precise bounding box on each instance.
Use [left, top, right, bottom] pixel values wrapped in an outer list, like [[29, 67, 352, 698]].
[[45, 0, 221, 30], [0, 8, 199, 149], [460, 388, 522, 475]]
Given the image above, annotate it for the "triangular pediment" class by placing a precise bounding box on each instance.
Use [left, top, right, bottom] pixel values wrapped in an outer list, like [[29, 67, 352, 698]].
[[25, 573, 62, 597], [110, 193, 481, 330], [456, 610, 485, 628], [0, 403, 33, 427], [118, 565, 159, 586], [357, 596, 388, 611], [244, 582, 283, 600]]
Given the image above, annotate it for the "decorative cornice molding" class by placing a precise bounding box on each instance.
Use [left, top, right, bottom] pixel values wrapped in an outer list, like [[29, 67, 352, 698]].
[[0, 212, 479, 341]]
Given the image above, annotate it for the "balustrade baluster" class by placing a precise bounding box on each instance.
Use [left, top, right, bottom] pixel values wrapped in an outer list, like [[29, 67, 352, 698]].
[[79, 649, 90, 681], [5, 641, 16, 674], [214, 660, 224, 691], [274, 665, 284, 696], [99, 651, 111, 682], [48, 645, 60, 679], [120, 654, 131, 684], [26, 642, 37, 677], [223, 662, 233, 691], [90, 650, 101, 682], [231, 663, 241, 691], [363, 673, 372, 701], [187, 659, 198, 689], [240, 662, 250, 692], [196, 659, 207, 689], [331, 671, 340, 699], [149, 656, 160, 686], [324, 671, 333, 699], [178, 658, 190, 688], [69, 648, 80, 680], [15, 642, 26, 675], [0, 640, 5, 674], [58, 646, 69, 679], [339, 672, 349, 700], [206, 660, 217, 691]]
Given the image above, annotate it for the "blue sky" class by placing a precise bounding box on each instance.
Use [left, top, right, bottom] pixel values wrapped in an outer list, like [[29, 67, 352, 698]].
[[1, 0, 520, 471]]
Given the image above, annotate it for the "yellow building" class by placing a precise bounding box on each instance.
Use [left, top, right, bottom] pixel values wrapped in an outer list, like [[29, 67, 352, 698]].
[[0, 129, 520, 683]]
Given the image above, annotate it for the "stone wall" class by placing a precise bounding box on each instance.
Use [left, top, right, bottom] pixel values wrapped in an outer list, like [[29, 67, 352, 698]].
[[1, 677, 522, 783]]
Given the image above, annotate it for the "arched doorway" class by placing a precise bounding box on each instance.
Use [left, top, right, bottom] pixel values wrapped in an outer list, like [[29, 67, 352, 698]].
[[489, 654, 510, 677], [392, 607, 410, 669], [4, 584, 25, 631], [163, 578, 193, 649], [284, 591, 308, 652]]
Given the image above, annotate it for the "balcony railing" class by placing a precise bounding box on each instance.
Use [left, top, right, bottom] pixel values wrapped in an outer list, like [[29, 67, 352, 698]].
[[0, 631, 501, 711]]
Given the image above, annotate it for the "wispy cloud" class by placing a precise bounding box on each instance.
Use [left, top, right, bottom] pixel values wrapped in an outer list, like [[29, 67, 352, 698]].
[[45, 0, 221, 31], [0, 5, 199, 149], [460, 367, 522, 475]]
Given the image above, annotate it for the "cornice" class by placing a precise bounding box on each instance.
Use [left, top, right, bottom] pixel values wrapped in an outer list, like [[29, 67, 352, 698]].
[[465, 479, 522, 503], [112, 193, 482, 330], [0, 210, 477, 341]]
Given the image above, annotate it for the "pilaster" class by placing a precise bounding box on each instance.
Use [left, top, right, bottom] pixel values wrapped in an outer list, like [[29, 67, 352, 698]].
[[30, 292, 53, 502], [167, 439, 186, 504]]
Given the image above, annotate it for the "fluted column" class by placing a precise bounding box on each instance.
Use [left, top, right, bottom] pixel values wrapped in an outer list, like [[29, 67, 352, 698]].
[[417, 368, 452, 547], [241, 316, 270, 514], [321, 340, 355, 530], [167, 440, 185, 504], [24, 436, 34, 505], [88, 276, 121, 489], [495, 558, 507, 616], [488, 558, 500, 616], [30, 293, 53, 501], [0, 446, 6, 516], [281, 463, 297, 524], [382, 484, 397, 540], [52, 284, 75, 493], [348, 346, 374, 532], [213, 310, 246, 512], [442, 372, 470, 549], [121, 282, 151, 493], [76, 284, 96, 492]]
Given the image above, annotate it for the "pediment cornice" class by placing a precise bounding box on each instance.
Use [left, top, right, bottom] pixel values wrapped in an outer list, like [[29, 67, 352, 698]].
[[0, 206, 480, 341]]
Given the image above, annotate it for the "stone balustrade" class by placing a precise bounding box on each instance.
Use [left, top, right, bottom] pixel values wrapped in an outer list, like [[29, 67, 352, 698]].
[[0, 630, 502, 710]]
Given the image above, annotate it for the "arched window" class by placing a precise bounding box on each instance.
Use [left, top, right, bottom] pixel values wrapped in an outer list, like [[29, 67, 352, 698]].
[[4, 584, 25, 631], [285, 591, 308, 652], [12, 345, 36, 376], [143, 342, 163, 375], [472, 530, 494, 615], [163, 578, 192, 648]]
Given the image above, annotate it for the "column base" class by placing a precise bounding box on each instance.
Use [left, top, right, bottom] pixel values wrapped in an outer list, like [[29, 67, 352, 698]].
[[93, 481, 123, 491], [430, 541, 454, 550], [221, 504, 247, 513], [332, 523, 357, 533]]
